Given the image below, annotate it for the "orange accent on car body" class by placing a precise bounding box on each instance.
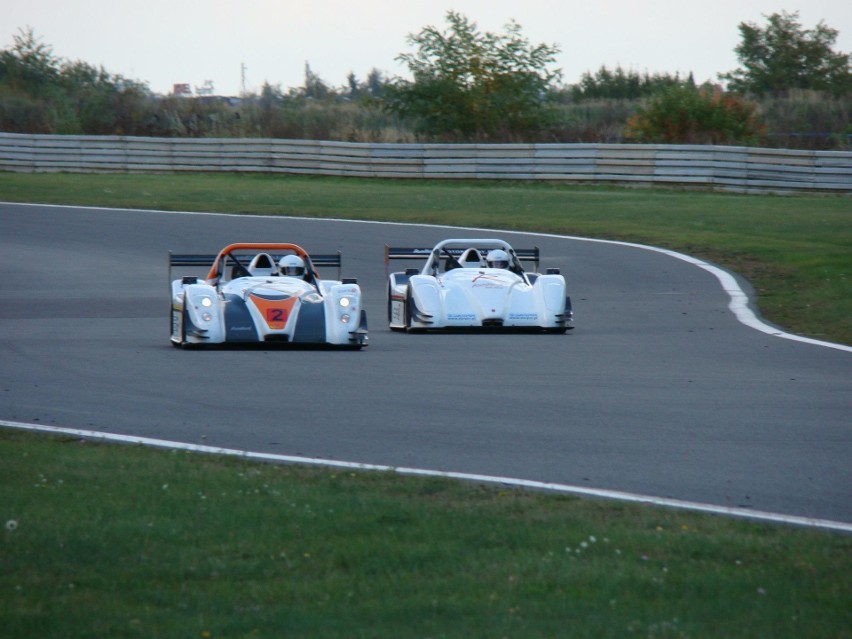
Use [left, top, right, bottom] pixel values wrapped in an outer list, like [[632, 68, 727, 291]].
[[249, 295, 298, 330]]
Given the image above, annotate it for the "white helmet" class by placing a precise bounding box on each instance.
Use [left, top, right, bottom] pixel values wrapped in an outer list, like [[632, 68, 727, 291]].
[[279, 254, 306, 277], [486, 249, 509, 269]]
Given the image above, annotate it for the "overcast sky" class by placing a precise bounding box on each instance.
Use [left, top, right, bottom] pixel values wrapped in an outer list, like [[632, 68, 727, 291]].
[[4, 1, 851, 96]]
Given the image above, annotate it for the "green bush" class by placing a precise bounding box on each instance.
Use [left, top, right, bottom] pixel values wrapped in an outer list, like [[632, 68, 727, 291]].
[[624, 85, 764, 145]]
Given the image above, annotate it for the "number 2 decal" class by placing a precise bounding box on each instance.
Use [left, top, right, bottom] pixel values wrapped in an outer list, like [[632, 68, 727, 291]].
[[267, 308, 288, 323]]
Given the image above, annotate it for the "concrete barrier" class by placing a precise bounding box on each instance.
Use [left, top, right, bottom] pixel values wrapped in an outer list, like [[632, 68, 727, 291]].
[[1, 133, 849, 193]]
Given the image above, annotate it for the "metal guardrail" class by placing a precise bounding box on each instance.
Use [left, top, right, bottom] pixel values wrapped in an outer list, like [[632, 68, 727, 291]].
[[1, 132, 849, 193]]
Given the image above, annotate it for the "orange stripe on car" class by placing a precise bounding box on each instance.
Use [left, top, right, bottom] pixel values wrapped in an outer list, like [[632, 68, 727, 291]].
[[250, 295, 297, 330]]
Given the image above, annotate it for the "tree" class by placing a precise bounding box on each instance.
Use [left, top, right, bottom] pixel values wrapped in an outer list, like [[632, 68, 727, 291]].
[[0, 27, 78, 132], [720, 11, 851, 95], [384, 11, 561, 141], [302, 62, 331, 100], [344, 69, 387, 102], [624, 85, 764, 145], [346, 72, 361, 100], [0, 26, 59, 96], [571, 65, 694, 101], [365, 68, 385, 98], [0, 27, 160, 134]]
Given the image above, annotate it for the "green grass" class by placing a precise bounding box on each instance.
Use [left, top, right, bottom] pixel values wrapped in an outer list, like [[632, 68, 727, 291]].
[[1, 429, 850, 639], [1, 171, 850, 344]]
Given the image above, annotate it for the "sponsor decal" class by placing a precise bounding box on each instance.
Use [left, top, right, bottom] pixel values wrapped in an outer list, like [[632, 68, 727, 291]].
[[471, 273, 508, 288], [448, 313, 476, 321], [508, 313, 539, 320]]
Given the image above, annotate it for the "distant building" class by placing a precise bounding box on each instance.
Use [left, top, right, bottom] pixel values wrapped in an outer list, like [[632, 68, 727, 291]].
[[195, 80, 215, 96], [172, 83, 191, 97]]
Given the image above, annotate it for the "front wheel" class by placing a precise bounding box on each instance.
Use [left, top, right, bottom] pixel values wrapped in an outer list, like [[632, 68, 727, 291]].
[[387, 284, 396, 324], [171, 295, 193, 348], [388, 285, 407, 332], [405, 287, 425, 333], [170, 302, 185, 348]]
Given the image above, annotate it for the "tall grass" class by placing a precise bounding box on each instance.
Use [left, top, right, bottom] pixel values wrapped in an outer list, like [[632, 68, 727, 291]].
[[242, 100, 417, 143], [210, 92, 852, 148], [757, 89, 852, 150]]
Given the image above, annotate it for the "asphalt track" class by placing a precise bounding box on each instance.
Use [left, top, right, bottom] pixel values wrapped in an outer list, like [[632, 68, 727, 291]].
[[1, 202, 850, 527]]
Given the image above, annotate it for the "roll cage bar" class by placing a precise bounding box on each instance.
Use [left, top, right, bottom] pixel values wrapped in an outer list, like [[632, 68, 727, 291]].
[[169, 243, 343, 290], [384, 239, 539, 277]]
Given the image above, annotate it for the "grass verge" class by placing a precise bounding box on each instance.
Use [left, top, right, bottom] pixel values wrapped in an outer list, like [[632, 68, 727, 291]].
[[1, 429, 850, 638], [0, 171, 850, 344]]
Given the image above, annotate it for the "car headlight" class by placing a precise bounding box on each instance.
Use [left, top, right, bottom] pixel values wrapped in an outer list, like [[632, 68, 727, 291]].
[[339, 297, 351, 308], [200, 296, 213, 308]]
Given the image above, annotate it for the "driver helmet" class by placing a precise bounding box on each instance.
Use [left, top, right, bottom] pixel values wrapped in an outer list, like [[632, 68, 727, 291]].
[[279, 254, 306, 277], [486, 249, 510, 269]]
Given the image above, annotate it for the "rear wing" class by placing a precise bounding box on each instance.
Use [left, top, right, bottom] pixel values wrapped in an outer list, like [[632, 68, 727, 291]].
[[385, 244, 539, 275], [169, 251, 343, 283]]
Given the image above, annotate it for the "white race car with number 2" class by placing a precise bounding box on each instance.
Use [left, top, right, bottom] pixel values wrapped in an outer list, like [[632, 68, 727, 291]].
[[169, 242, 368, 348], [385, 238, 573, 333]]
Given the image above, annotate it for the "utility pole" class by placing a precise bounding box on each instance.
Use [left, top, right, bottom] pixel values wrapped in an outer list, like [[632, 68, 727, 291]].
[[240, 63, 247, 97]]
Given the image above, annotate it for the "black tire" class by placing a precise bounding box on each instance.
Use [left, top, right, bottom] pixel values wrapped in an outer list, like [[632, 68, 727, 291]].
[[169, 302, 185, 348], [388, 284, 406, 332], [405, 287, 425, 333], [174, 295, 192, 348]]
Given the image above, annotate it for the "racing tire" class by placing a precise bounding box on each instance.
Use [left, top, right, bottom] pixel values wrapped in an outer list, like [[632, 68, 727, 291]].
[[178, 306, 191, 348], [173, 295, 197, 349], [405, 287, 425, 334], [388, 284, 406, 332], [170, 304, 185, 348]]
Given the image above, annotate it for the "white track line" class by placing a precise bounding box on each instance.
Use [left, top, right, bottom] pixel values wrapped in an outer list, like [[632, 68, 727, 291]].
[[2, 420, 849, 533]]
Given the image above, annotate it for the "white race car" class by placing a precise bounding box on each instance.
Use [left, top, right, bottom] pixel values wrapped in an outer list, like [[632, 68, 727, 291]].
[[385, 238, 573, 333], [169, 242, 368, 348]]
